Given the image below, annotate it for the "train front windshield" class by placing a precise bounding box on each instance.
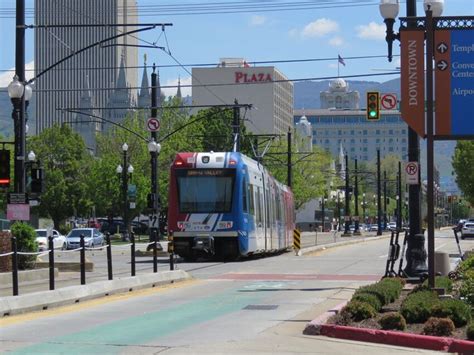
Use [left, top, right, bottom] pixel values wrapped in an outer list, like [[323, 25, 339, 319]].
[[176, 169, 235, 213]]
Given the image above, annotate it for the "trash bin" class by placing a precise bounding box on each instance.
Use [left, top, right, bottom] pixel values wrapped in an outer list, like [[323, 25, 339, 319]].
[[434, 251, 451, 276]]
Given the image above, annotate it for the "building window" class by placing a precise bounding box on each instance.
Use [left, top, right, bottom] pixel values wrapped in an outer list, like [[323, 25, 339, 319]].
[[389, 129, 394, 135], [376, 130, 380, 135], [363, 130, 368, 135]]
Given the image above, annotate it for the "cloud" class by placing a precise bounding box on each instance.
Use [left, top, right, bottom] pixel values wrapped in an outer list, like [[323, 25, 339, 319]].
[[329, 36, 344, 47], [301, 18, 339, 38], [0, 61, 35, 88], [249, 15, 266, 26], [162, 76, 191, 98], [328, 63, 338, 69], [356, 22, 386, 40], [288, 28, 298, 37]]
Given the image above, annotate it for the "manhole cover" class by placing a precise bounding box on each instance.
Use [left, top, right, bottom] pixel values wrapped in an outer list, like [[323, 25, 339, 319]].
[[243, 305, 278, 310]]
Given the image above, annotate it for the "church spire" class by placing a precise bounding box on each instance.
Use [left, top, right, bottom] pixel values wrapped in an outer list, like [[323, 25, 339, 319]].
[[176, 76, 182, 99], [138, 54, 150, 108]]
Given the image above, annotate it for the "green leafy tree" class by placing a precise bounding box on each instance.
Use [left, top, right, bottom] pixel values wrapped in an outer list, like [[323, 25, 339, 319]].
[[28, 124, 92, 229], [453, 141, 474, 206]]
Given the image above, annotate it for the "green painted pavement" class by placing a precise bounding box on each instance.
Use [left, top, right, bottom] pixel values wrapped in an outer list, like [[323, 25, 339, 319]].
[[11, 284, 269, 354]]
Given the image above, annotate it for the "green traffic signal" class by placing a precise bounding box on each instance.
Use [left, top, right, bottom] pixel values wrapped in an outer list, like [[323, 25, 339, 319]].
[[366, 92, 380, 121]]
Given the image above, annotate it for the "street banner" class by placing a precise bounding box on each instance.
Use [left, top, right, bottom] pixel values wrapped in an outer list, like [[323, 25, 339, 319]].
[[401, 30, 426, 137], [435, 29, 474, 137], [7, 204, 30, 221]]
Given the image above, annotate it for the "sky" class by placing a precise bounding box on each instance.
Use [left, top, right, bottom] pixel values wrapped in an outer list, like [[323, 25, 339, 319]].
[[0, 0, 472, 97]]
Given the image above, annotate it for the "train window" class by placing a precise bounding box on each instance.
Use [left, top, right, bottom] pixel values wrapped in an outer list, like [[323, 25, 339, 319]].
[[242, 179, 248, 213], [249, 184, 255, 215]]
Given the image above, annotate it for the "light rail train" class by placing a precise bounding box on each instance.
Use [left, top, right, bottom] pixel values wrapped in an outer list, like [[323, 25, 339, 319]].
[[167, 152, 295, 260]]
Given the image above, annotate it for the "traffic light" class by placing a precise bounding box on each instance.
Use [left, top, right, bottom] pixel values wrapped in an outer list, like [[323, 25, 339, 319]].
[[0, 150, 11, 188], [30, 167, 43, 193], [366, 92, 380, 120]]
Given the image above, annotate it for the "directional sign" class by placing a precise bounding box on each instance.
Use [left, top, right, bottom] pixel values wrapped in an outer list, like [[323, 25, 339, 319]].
[[381, 93, 397, 110], [147, 118, 161, 132], [435, 29, 474, 137], [405, 162, 419, 185]]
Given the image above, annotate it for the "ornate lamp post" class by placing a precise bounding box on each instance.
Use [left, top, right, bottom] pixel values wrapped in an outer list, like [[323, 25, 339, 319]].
[[116, 143, 134, 241], [148, 138, 161, 242], [8, 75, 32, 195]]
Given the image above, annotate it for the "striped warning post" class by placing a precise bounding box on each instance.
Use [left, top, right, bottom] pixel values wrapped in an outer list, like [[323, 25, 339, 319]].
[[167, 235, 174, 253], [293, 229, 301, 251]]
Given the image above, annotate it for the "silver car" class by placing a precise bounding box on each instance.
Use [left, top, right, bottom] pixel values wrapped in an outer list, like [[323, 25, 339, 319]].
[[461, 223, 474, 239], [66, 228, 104, 249]]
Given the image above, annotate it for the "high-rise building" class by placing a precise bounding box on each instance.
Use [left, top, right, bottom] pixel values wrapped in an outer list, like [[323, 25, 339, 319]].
[[192, 58, 293, 135], [34, 0, 138, 136]]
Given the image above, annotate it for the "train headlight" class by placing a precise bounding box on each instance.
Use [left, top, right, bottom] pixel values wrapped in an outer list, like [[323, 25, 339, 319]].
[[218, 221, 233, 229]]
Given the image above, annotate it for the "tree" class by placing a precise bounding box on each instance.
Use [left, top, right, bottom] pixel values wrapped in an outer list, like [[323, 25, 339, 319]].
[[453, 141, 474, 206], [28, 124, 92, 229]]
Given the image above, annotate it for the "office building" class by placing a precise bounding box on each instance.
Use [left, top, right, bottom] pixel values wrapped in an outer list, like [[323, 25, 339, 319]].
[[34, 0, 138, 141], [192, 58, 293, 135]]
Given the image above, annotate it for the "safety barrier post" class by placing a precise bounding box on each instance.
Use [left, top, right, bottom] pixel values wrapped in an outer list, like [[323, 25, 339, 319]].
[[106, 232, 113, 280], [153, 229, 158, 273], [293, 229, 301, 255], [168, 233, 174, 270], [48, 235, 55, 290], [80, 234, 86, 285], [131, 232, 136, 277], [11, 236, 18, 296]]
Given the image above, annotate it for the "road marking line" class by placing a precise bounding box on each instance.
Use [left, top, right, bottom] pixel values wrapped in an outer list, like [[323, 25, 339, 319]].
[[436, 243, 447, 251]]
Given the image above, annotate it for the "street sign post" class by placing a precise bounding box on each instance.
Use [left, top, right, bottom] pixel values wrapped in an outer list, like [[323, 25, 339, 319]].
[[405, 162, 419, 185]]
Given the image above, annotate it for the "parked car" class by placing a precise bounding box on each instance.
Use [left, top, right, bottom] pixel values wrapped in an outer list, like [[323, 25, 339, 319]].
[[387, 222, 397, 231], [66, 228, 104, 249], [368, 224, 379, 232], [461, 222, 474, 239], [131, 220, 149, 235], [99, 219, 126, 235], [35, 229, 66, 251]]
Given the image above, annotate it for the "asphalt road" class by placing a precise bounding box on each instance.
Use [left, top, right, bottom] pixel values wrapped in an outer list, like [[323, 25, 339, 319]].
[[1, 228, 468, 354]]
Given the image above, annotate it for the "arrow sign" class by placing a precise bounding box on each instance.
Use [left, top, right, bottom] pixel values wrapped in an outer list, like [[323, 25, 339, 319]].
[[437, 42, 448, 54], [147, 118, 161, 132], [437, 60, 448, 71]]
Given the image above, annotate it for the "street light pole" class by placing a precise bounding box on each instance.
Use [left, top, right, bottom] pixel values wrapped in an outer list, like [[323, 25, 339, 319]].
[[377, 150, 382, 236], [354, 158, 361, 235], [343, 154, 351, 236], [117, 143, 133, 242]]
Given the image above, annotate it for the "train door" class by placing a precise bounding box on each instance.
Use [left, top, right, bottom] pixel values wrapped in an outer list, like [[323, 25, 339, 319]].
[[255, 186, 265, 250]]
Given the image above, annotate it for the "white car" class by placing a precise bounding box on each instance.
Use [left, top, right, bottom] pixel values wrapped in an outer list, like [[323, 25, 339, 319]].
[[461, 222, 474, 239], [35, 229, 67, 251], [387, 222, 397, 231]]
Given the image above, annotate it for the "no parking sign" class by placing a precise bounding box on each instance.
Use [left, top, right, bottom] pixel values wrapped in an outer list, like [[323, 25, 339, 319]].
[[405, 162, 419, 185]]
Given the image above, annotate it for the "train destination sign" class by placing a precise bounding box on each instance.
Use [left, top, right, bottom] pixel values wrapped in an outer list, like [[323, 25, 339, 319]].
[[435, 29, 474, 137]]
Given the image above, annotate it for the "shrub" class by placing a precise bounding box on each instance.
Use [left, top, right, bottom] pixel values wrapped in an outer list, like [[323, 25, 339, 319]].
[[467, 322, 474, 341], [379, 312, 407, 331], [422, 276, 453, 293], [341, 301, 377, 322], [378, 277, 404, 300], [432, 299, 472, 327], [11, 222, 37, 270], [423, 317, 455, 337], [401, 290, 440, 323], [330, 311, 352, 326], [458, 255, 474, 275], [460, 278, 474, 306], [352, 293, 382, 312]]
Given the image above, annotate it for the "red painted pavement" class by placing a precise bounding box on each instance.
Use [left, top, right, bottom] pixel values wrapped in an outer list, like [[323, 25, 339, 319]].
[[211, 273, 381, 282]]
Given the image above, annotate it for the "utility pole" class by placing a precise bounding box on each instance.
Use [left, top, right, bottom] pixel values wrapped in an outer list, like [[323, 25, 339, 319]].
[[377, 150, 382, 236], [343, 154, 351, 236], [287, 127, 292, 188], [397, 161, 403, 230], [354, 158, 361, 235], [232, 99, 241, 152], [14, 0, 26, 195], [384, 171, 387, 230]]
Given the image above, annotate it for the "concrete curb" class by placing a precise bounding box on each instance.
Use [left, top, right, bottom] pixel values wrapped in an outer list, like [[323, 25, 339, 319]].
[[301, 234, 390, 255], [0, 269, 191, 317], [318, 324, 474, 353], [0, 268, 59, 285], [303, 301, 348, 335]]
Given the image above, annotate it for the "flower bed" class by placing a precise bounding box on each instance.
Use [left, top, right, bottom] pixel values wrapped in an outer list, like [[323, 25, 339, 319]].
[[326, 270, 474, 342]]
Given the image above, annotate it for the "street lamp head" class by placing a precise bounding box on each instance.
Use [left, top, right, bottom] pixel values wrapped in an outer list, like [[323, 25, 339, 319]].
[[122, 143, 129, 152], [7, 75, 24, 99], [424, 0, 444, 17], [24, 84, 33, 102], [156, 142, 161, 154], [116, 164, 123, 174], [379, 0, 399, 20], [27, 150, 36, 162], [128, 164, 134, 174], [147, 139, 161, 153]]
